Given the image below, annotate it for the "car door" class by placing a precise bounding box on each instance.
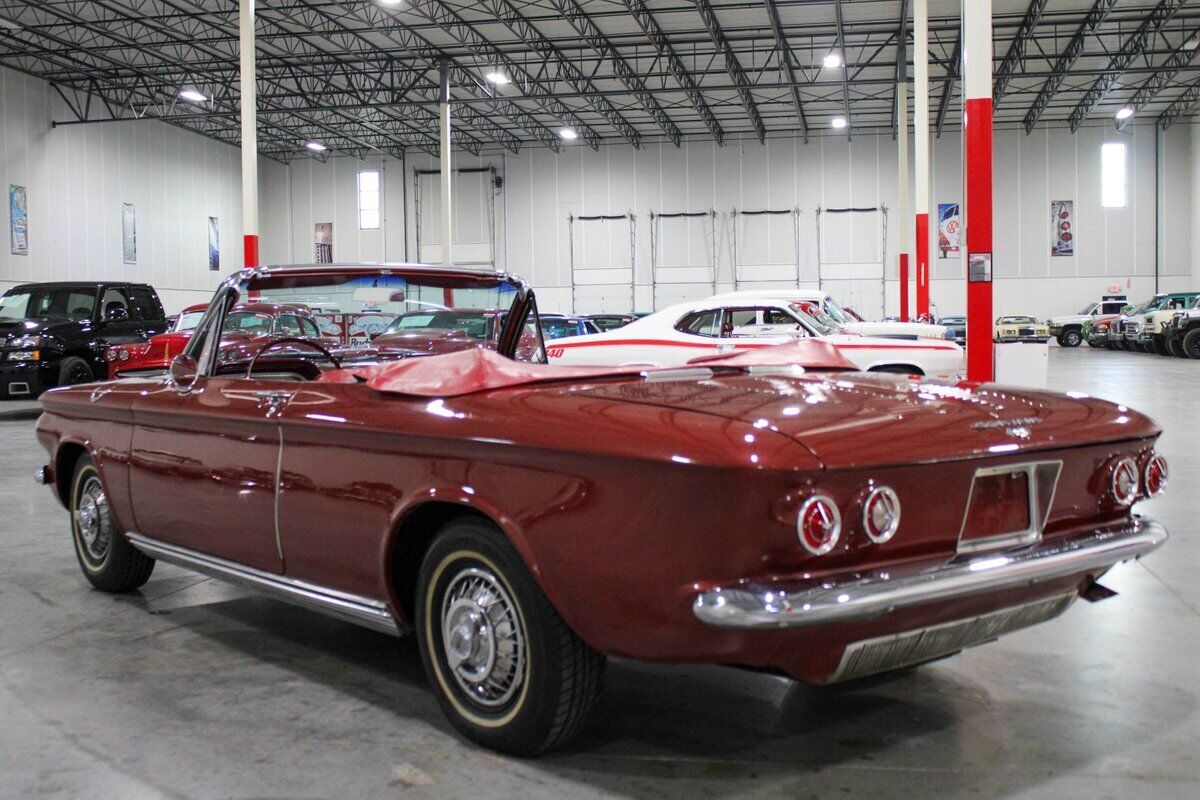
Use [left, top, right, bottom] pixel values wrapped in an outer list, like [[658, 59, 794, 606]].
[[128, 307, 291, 572], [94, 286, 146, 346]]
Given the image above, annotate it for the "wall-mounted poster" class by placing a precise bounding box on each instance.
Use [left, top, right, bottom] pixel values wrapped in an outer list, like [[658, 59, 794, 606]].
[[208, 216, 220, 271], [10, 185, 28, 255], [314, 222, 333, 263], [937, 202, 960, 258], [121, 203, 137, 264], [1051, 200, 1074, 257]]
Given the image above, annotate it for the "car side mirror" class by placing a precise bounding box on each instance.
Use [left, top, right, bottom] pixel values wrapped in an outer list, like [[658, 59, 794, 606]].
[[169, 354, 199, 392]]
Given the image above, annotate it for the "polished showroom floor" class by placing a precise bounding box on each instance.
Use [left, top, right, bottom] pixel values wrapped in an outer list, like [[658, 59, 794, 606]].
[[1, 346, 1196, 799]]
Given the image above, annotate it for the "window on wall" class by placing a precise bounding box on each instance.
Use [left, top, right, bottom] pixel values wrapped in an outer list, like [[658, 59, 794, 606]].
[[1101, 143, 1127, 208], [358, 169, 381, 230]]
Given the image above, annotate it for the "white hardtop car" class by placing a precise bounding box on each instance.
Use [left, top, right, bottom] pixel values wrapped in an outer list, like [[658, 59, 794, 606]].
[[547, 296, 965, 380], [709, 289, 949, 340]]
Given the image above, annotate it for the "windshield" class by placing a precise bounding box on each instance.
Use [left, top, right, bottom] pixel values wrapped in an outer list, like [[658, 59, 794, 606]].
[[790, 302, 837, 335], [0, 287, 96, 321], [174, 310, 207, 332], [385, 310, 495, 339], [820, 295, 851, 325], [187, 267, 543, 371], [542, 318, 585, 339], [223, 311, 273, 336], [1078, 303, 1097, 315], [941, 316, 965, 324]]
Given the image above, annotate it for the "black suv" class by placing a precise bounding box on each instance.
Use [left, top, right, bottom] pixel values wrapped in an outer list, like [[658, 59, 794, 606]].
[[0, 282, 168, 398]]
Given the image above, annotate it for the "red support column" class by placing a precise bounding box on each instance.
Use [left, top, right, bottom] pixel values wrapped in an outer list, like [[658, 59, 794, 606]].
[[915, 213, 929, 318], [243, 234, 259, 268], [962, 0, 993, 381]]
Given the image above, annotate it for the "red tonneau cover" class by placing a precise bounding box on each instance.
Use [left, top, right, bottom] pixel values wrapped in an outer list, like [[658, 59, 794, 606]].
[[317, 340, 856, 397]]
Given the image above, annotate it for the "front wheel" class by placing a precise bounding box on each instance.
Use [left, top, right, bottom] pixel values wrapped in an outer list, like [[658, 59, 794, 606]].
[[1183, 328, 1200, 359], [58, 356, 95, 387], [415, 518, 605, 756], [1167, 336, 1186, 358], [70, 455, 155, 592], [1058, 329, 1082, 348]]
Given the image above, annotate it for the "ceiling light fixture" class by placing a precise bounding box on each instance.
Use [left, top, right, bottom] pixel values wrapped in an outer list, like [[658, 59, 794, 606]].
[[831, 117, 848, 130], [305, 141, 328, 152], [484, 71, 510, 85], [559, 127, 578, 140], [377, 0, 404, 6], [823, 52, 843, 70], [179, 89, 208, 104], [1115, 107, 1134, 121]]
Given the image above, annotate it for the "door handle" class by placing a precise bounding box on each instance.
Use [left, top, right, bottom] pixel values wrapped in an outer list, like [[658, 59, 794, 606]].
[[251, 390, 294, 416], [716, 344, 735, 353]]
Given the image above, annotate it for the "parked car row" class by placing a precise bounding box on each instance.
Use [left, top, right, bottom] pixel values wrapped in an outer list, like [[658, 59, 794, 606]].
[[1082, 292, 1200, 358]]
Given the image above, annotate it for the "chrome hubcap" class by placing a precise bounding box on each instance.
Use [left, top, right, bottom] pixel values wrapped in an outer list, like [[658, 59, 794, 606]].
[[440, 567, 525, 708], [75, 475, 111, 562]]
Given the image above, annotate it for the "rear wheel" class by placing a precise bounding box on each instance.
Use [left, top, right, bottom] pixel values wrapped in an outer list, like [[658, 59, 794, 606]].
[[415, 518, 605, 756], [1183, 328, 1200, 359], [1058, 328, 1082, 348], [70, 455, 155, 592], [58, 356, 94, 387]]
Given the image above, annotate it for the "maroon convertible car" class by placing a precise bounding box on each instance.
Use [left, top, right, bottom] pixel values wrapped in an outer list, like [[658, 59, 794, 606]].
[[36, 264, 1168, 756]]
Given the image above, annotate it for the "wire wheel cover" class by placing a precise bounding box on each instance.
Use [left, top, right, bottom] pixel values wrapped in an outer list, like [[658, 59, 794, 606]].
[[440, 566, 526, 708]]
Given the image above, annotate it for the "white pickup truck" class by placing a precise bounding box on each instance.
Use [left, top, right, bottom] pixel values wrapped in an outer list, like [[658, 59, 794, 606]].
[[1046, 295, 1129, 347]]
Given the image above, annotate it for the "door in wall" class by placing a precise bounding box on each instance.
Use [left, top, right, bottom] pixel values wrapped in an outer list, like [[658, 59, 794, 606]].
[[817, 207, 886, 322]]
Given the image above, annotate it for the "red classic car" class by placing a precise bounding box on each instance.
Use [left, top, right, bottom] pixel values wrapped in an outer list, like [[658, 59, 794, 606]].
[[36, 264, 1168, 756], [107, 302, 333, 378]]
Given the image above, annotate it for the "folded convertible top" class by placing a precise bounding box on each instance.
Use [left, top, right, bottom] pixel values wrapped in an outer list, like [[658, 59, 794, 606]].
[[317, 339, 856, 397]]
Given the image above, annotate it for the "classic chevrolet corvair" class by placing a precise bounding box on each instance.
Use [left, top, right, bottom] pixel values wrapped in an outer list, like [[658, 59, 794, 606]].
[[36, 264, 1168, 756]]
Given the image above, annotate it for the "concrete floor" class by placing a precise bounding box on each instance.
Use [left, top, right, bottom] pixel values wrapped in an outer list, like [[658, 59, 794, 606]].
[[1, 346, 1196, 799]]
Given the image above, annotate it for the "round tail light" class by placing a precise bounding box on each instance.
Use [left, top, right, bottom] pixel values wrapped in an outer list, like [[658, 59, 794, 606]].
[[798, 495, 841, 555], [1111, 457, 1139, 506], [118, 348, 131, 361], [1143, 453, 1168, 498], [862, 486, 901, 543], [105, 349, 118, 362]]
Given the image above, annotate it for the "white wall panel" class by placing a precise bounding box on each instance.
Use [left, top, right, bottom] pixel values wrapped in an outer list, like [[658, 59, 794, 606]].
[[0, 67, 249, 314]]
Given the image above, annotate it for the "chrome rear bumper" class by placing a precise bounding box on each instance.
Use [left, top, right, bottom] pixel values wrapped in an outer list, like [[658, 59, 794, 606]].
[[693, 516, 1166, 630]]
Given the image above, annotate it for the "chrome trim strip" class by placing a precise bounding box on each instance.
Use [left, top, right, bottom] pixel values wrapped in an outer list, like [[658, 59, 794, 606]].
[[273, 429, 285, 565], [693, 516, 1167, 630], [126, 532, 400, 636]]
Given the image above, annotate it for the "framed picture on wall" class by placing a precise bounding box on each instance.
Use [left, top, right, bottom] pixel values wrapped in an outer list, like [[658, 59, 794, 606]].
[[9, 185, 28, 256], [937, 202, 960, 258], [314, 222, 333, 263], [1051, 200, 1074, 257], [208, 217, 220, 271], [121, 203, 137, 264]]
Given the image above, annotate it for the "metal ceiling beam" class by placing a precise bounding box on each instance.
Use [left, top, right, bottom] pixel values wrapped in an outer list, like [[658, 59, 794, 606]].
[[994, 0, 1049, 107], [551, 0, 682, 146], [833, 0, 853, 140], [1117, 38, 1199, 132], [1158, 78, 1200, 130], [693, 0, 767, 144], [1067, 0, 1186, 132], [934, 34, 960, 139], [620, 0, 724, 144], [1023, 0, 1119, 133], [762, 0, 809, 143], [474, 0, 641, 148]]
